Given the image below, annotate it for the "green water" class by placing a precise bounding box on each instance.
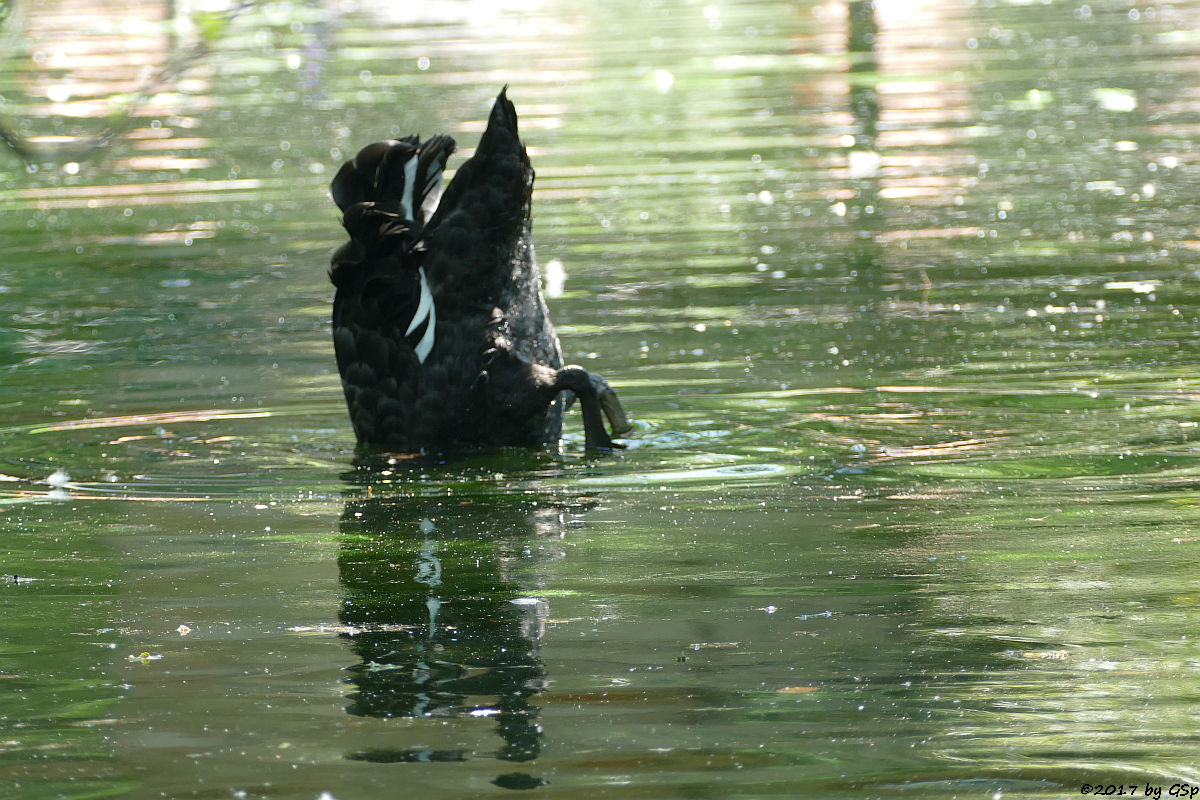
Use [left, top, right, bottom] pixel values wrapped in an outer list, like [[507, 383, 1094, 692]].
[[3, 1, 1200, 798]]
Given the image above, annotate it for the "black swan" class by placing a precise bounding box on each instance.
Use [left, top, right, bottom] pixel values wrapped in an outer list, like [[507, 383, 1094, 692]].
[[328, 88, 630, 452]]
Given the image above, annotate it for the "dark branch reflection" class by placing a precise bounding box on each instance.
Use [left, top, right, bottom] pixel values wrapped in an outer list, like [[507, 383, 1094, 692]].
[[847, 0, 880, 150], [335, 475, 590, 785], [846, 0, 885, 300]]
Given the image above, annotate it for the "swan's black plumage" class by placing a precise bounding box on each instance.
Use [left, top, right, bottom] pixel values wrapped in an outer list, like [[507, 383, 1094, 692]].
[[329, 88, 630, 452]]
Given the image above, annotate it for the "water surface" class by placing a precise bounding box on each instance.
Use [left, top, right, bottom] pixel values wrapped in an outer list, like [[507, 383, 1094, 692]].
[[3, 1, 1200, 798]]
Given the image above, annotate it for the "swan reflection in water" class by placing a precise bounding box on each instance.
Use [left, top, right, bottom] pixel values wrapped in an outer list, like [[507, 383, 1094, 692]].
[[335, 477, 592, 788]]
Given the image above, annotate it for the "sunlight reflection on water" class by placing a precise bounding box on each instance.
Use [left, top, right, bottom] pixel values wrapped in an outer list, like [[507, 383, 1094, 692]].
[[577, 461, 793, 486]]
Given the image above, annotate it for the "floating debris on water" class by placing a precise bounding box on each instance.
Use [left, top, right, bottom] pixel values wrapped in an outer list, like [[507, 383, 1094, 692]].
[[45, 469, 71, 487]]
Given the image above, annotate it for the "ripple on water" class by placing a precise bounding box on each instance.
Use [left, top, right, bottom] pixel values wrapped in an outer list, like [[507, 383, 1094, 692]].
[[577, 461, 797, 488]]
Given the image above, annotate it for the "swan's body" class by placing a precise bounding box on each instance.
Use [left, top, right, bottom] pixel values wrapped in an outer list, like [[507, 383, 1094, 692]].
[[328, 89, 629, 451]]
